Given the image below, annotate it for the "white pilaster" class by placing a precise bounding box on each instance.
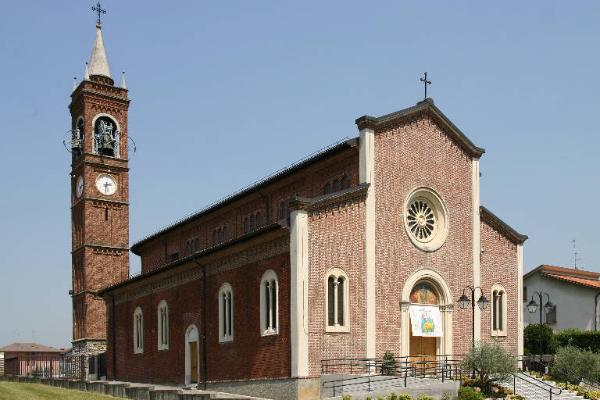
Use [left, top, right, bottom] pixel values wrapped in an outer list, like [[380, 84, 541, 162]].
[[472, 159, 481, 343], [360, 128, 376, 359], [290, 209, 309, 377], [517, 244, 524, 360]]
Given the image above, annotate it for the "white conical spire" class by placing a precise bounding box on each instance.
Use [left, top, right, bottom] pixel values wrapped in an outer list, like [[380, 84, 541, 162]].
[[88, 23, 111, 79], [120, 71, 127, 89]]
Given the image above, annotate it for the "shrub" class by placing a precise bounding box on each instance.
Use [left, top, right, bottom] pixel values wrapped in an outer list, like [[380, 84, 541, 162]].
[[342, 395, 352, 400], [555, 329, 600, 353], [441, 392, 453, 400], [550, 345, 600, 384], [461, 342, 517, 395], [417, 395, 434, 400], [381, 351, 398, 375], [458, 387, 484, 400], [386, 394, 398, 400], [396, 394, 412, 400], [524, 324, 558, 355]]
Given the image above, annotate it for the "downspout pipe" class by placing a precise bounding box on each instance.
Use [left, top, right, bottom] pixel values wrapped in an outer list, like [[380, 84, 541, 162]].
[[193, 258, 208, 390], [110, 293, 117, 379]]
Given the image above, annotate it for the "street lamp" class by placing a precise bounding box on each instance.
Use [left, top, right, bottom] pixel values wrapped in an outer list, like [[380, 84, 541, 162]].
[[458, 286, 489, 349], [527, 291, 552, 325]]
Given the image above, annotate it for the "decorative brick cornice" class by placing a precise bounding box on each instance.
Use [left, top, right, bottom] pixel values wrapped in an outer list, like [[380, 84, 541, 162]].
[[480, 206, 528, 245], [355, 98, 485, 158], [71, 243, 129, 255], [288, 183, 369, 212]]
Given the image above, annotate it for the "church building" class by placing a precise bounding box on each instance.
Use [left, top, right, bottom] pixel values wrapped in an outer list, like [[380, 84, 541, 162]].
[[69, 14, 527, 400]]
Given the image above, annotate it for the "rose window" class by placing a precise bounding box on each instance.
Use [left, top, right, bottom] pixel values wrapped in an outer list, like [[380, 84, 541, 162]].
[[407, 199, 436, 241], [404, 188, 448, 252]]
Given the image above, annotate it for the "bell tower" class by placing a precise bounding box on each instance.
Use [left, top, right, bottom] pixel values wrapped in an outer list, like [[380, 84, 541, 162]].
[[69, 10, 130, 367]]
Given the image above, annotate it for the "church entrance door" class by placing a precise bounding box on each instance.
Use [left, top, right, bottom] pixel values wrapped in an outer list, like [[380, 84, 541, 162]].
[[189, 341, 198, 384], [408, 281, 440, 374]]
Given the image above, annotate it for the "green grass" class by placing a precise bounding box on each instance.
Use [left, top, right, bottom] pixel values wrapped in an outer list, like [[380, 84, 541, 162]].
[[0, 382, 118, 400]]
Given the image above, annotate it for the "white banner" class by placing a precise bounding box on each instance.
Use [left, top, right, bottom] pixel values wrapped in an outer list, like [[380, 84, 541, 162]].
[[409, 305, 443, 337]]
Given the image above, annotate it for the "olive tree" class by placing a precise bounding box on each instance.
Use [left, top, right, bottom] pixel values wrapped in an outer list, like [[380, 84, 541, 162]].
[[461, 342, 517, 394]]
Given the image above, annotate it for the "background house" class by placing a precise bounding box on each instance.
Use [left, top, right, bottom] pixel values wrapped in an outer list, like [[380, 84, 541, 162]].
[[0, 343, 65, 377], [523, 265, 600, 331]]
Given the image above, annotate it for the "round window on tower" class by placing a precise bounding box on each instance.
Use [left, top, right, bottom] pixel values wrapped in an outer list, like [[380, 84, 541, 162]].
[[404, 187, 448, 252]]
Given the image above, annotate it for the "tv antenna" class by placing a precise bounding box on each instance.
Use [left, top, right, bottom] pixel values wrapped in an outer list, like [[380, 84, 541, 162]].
[[572, 239, 580, 269]]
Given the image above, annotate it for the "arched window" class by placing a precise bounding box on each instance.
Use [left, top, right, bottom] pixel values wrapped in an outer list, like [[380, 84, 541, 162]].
[[250, 214, 256, 231], [333, 178, 341, 192], [341, 175, 350, 190], [325, 268, 350, 332], [72, 117, 84, 156], [323, 182, 331, 195], [93, 115, 119, 157], [222, 226, 228, 241], [260, 270, 278, 335], [133, 307, 144, 354], [218, 283, 234, 342], [277, 201, 287, 221], [157, 300, 169, 351], [491, 284, 507, 336], [255, 212, 262, 228], [243, 217, 249, 234]]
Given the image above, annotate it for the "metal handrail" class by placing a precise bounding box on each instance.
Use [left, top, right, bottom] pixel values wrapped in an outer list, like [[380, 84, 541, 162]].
[[322, 358, 464, 397], [512, 372, 562, 400]]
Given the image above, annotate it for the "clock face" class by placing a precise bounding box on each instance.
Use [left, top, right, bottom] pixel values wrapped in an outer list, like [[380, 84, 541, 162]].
[[95, 174, 117, 196], [76, 176, 84, 198]]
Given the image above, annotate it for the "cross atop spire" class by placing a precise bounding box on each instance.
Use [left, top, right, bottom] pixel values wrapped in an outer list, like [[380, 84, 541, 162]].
[[92, 2, 106, 27], [420, 72, 431, 100]]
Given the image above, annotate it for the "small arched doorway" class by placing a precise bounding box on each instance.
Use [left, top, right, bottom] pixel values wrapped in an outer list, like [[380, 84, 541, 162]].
[[184, 325, 199, 385]]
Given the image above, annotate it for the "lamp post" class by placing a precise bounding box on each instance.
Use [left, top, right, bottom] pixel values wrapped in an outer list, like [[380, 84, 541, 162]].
[[526, 291, 553, 325], [527, 291, 553, 355], [458, 286, 490, 349]]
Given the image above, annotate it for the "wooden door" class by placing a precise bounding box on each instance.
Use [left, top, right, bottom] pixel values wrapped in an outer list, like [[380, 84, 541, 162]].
[[409, 329, 437, 375], [189, 341, 198, 383]]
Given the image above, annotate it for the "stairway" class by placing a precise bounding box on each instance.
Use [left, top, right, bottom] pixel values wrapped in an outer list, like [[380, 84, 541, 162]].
[[500, 373, 585, 400]]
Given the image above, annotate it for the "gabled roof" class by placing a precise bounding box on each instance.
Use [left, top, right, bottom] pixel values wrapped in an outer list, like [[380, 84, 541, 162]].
[[480, 206, 528, 245], [524, 264, 600, 281], [0, 343, 63, 353], [355, 98, 485, 158], [544, 274, 600, 290]]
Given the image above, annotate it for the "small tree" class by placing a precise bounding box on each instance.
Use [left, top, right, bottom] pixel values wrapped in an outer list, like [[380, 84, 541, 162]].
[[381, 351, 397, 375], [524, 324, 557, 355], [461, 342, 517, 395]]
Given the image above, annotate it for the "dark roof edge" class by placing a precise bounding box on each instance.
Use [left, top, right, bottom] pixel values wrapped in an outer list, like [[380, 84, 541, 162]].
[[289, 183, 369, 211], [131, 138, 358, 255], [480, 206, 528, 245], [355, 98, 485, 158], [101, 223, 284, 295]]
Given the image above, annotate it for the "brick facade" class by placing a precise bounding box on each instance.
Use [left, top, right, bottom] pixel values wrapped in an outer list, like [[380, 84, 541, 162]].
[[480, 219, 519, 352], [94, 99, 526, 399]]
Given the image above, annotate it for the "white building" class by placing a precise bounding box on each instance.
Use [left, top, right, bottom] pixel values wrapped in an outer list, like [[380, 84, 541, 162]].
[[523, 265, 600, 331]]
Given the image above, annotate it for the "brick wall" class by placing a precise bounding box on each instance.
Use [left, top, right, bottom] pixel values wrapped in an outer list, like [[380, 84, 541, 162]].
[[480, 220, 519, 354], [307, 196, 367, 376], [106, 242, 291, 384], [373, 115, 475, 357]]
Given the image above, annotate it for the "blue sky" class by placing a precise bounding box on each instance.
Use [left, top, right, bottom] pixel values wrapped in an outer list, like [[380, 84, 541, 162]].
[[0, 1, 598, 348]]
